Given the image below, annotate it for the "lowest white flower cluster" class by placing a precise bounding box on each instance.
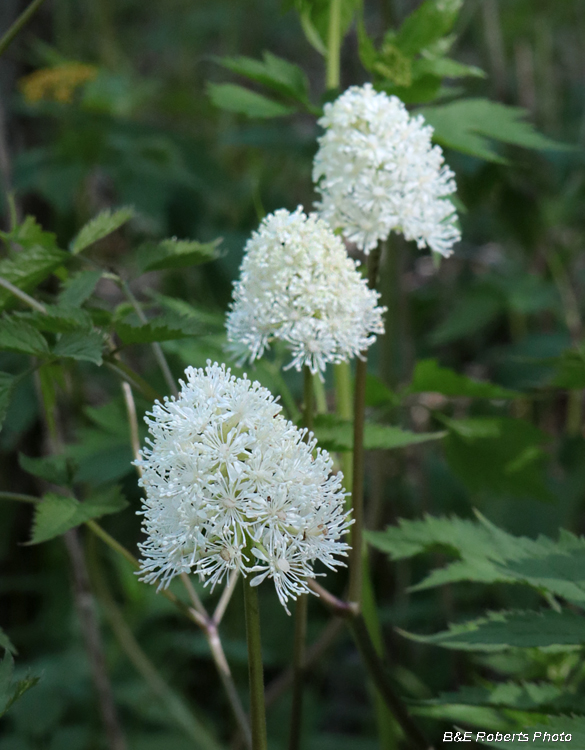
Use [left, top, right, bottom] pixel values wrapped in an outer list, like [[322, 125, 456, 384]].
[[137, 362, 351, 612], [313, 83, 460, 256], [226, 207, 386, 375]]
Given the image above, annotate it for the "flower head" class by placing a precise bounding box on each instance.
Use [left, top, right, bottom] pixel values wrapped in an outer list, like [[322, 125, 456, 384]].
[[226, 207, 386, 375], [136, 361, 351, 612], [313, 83, 460, 256]]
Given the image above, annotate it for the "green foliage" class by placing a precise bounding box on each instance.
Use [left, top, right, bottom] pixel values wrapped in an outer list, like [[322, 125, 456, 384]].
[[401, 609, 585, 651], [19, 453, 74, 486], [58, 271, 103, 307], [69, 207, 135, 255], [208, 83, 297, 118], [0, 654, 39, 719], [114, 312, 202, 345], [0, 371, 16, 431], [312, 414, 445, 452], [52, 328, 105, 364], [441, 417, 552, 501], [136, 238, 220, 273], [16, 306, 94, 334], [0, 628, 16, 655], [421, 99, 569, 162], [0, 316, 49, 356], [407, 359, 519, 399], [215, 52, 311, 106], [29, 487, 128, 544], [289, 0, 360, 57]]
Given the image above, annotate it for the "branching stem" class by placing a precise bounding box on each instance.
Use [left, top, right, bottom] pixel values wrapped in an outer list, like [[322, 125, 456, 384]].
[[243, 576, 268, 750]]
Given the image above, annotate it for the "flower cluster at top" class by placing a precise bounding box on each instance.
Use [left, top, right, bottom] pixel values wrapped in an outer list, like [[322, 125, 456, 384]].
[[313, 83, 460, 256], [226, 207, 386, 375], [136, 362, 351, 612]]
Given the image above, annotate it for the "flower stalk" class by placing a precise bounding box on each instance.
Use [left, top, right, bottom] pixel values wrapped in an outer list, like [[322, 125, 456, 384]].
[[243, 574, 268, 750]]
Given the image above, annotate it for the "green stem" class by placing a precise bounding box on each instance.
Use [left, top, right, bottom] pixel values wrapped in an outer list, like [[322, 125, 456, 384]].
[[0, 490, 38, 503], [303, 365, 314, 434], [0, 0, 48, 57], [334, 362, 354, 497], [243, 576, 268, 750], [288, 593, 308, 750], [325, 0, 342, 89], [313, 373, 327, 414], [0, 275, 47, 313], [348, 245, 383, 607]]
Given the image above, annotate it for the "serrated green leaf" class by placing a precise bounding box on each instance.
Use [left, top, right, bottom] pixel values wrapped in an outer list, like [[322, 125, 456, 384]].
[[16, 306, 93, 334], [401, 609, 585, 651], [115, 313, 202, 345], [29, 487, 128, 544], [0, 243, 69, 311], [407, 359, 520, 399], [292, 0, 359, 56], [421, 99, 570, 162], [414, 681, 581, 714], [0, 628, 16, 655], [52, 328, 104, 364], [70, 207, 135, 255], [0, 215, 59, 252], [0, 316, 49, 356], [58, 271, 102, 307], [0, 653, 39, 718], [414, 55, 485, 80], [207, 83, 297, 118], [216, 52, 310, 104], [18, 453, 72, 486], [395, 0, 463, 57], [148, 291, 225, 329], [0, 371, 16, 432], [136, 238, 219, 273], [312, 414, 445, 452]]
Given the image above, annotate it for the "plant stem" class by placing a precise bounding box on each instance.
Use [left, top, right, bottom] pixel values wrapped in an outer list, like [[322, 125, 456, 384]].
[[118, 279, 178, 398], [313, 373, 327, 414], [0, 0, 48, 57], [348, 244, 383, 607], [0, 275, 48, 313], [334, 362, 354, 497], [303, 364, 314, 434], [104, 358, 162, 403], [0, 490, 38, 503], [326, 0, 342, 89], [243, 576, 268, 750], [288, 589, 308, 750]]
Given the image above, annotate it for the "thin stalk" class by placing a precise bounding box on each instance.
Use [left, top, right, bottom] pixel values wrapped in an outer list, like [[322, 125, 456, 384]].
[[288, 593, 308, 750], [88, 542, 222, 750], [180, 571, 207, 618], [334, 362, 354, 497], [0, 0, 48, 57], [348, 244, 382, 607], [325, 0, 342, 89], [121, 382, 141, 465], [243, 576, 267, 750], [303, 365, 314, 434], [313, 373, 327, 414], [213, 570, 239, 624], [0, 490, 38, 504], [104, 358, 162, 403], [118, 279, 178, 398], [0, 275, 47, 313]]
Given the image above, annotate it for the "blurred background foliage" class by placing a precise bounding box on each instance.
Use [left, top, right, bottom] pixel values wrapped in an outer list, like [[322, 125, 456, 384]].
[[1, 0, 585, 748]]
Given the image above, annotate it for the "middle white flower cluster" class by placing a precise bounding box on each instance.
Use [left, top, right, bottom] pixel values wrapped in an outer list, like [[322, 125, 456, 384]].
[[226, 207, 386, 375], [137, 362, 351, 612]]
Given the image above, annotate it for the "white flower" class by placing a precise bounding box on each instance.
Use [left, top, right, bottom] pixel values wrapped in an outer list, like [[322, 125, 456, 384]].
[[226, 207, 386, 375], [136, 361, 351, 612], [313, 83, 460, 256]]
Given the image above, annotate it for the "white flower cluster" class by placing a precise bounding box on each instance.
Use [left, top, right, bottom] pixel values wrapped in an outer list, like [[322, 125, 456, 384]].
[[137, 362, 350, 612], [226, 207, 386, 375], [313, 83, 460, 256]]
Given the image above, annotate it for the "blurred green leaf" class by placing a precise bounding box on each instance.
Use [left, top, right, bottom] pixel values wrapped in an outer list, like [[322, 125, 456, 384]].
[[29, 487, 128, 544], [421, 99, 570, 162], [216, 51, 310, 104], [290, 0, 360, 56], [70, 207, 135, 255], [548, 347, 585, 389], [207, 83, 297, 118], [0, 317, 49, 356], [52, 329, 104, 364], [407, 359, 520, 399], [479, 715, 585, 747], [19, 453, 73, 486], [313, 414, 445, 452], [429, 287, 503, 345], [401, 609, 585, 651], [442, 417, 553, 501], [0, 372, 16, 432], [58, 271, 102, 307], [16, 306, 93, 334], [136, 238, 220, 273], [0, 242, 69, 311], [0, 654, 39, 719], [115, 313, 202, 345], [394, 0, 463, 57], [0, 628, 16, 655]]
